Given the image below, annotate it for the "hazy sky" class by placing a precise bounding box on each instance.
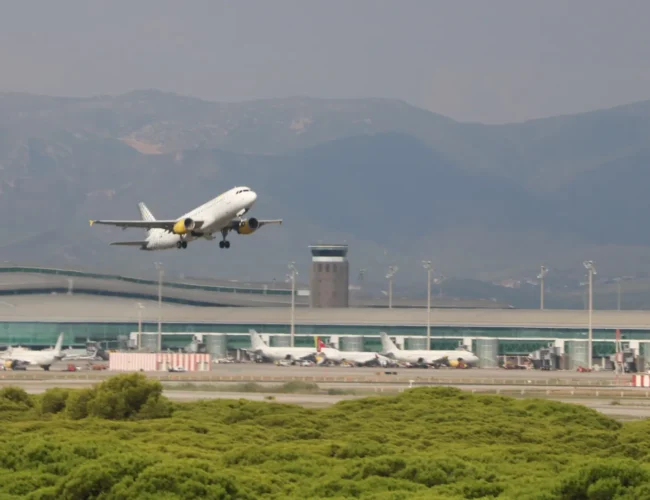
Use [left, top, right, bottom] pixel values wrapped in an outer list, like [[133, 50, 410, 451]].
[[2, 0, 650, 123]]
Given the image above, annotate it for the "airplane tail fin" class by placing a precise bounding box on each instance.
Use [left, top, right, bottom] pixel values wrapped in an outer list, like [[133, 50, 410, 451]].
[[138, 202, 155, 239], [315, 336, 327, 352], [380, 332, 399, 354], [53, 333, 64, 356], [138, 202, 156, 222], [249, 329, 267, 350]]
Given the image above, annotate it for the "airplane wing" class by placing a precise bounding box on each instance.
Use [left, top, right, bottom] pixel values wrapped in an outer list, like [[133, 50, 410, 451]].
[[257, 219, 283, 228], [109, 241, 148, 247], [89, 219, 204, 232], [426, 355, 451, 366], [225, 218, 283, 235]]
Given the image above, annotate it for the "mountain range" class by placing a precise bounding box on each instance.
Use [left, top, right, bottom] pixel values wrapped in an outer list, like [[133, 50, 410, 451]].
[[1, 89, 650, 307]]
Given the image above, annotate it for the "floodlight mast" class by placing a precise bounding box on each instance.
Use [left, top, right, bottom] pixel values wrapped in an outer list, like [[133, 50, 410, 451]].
[[386, 266, 398, 309], [287, 262, 298, 347], [614, 277, 622, 311], [583, 260, 597, 370], [537, 265, 549, 310], [422, 261, 432, 350], [136, 302, 145, 350], [154, 262, 164, 351]]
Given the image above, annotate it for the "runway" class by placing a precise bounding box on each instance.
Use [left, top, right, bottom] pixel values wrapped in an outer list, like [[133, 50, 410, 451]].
[[207, 363, 627, 382]]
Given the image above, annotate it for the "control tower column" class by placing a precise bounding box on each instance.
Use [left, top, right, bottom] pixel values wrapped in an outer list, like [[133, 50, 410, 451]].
[[308, 244, 349, 308]]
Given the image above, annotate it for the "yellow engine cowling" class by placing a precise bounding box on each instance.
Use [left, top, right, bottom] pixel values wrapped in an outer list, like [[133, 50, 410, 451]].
[[237, 217, 259, 235], [172, 218, 195, 235]]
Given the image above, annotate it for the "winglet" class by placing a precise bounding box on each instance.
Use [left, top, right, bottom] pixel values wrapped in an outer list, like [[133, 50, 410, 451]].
[[89, 220, 95, 227]]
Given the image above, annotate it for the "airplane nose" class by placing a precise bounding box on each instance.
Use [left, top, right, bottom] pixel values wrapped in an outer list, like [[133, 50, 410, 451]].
[[249, 191, 257, 203]]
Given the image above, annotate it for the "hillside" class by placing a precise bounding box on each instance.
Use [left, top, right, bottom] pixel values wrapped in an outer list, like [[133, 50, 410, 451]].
[[4, 90, 650, 190], [2, 90, 650, 304]]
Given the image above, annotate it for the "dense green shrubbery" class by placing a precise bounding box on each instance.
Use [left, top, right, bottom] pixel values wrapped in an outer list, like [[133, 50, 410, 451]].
[[23, 373, 172, 421], [0, 379, 648, 498]]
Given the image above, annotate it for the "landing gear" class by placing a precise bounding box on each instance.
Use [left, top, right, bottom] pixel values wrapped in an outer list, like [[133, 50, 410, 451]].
[[176, 240, 188, 249], [219, 229, 231, 249]]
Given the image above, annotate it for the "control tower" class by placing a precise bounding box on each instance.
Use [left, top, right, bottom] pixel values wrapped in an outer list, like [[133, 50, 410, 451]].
[[309, 244, 349, 308]]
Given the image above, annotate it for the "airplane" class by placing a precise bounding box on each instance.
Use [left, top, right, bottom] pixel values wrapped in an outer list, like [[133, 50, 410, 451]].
[[315, 337, 395, 367], [379, 332, 479, 368], [247, 330, 317, 364], [61, 340, 108, 361], [89, 186, 282, 250], [0, 333, 65, 371]]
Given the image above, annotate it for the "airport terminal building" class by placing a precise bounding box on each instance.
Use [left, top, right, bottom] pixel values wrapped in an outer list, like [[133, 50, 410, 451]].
[[1, 266, 650, 369]]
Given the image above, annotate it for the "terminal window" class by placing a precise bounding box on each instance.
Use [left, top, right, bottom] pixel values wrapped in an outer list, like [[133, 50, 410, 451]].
[[311, 249, 346, 257]]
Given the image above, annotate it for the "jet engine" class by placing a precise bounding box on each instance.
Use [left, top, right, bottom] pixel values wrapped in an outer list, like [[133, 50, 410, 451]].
[[172, 218, 196, 235], [236, 217, 260, 235]]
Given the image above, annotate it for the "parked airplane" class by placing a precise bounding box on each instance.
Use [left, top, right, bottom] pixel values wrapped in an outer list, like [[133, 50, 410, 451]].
[[89, 186, 282, 250], [315, 337, 395, 367], [247, 330, 317, 363], [61, 340, 108, 361], [379, 333, 479, 367], [0, 333, 65, 370]]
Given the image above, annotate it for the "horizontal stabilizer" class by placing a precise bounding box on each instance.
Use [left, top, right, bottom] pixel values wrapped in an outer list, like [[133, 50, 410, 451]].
[[258, 219, 283, 227], [110, 241, 148, 247]]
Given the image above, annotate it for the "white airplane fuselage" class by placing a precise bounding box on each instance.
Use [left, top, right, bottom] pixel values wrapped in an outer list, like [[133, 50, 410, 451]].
[[379, 332, 479, 366], [256, 347, 318, 363], [145, 187, 257, 250], [319, 347, 392, 367], [249, 330, 316, 363], [0, 334, 65, 369]]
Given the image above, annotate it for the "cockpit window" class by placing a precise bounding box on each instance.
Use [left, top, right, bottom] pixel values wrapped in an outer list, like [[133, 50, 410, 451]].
[[236, 188, 250, 194]]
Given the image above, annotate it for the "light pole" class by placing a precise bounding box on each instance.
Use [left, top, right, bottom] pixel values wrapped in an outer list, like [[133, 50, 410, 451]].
[[435, 275, 446, 298], [537, 266, 548, 310], [422, 261, 432, 350], [386, 266, 398, 309], [357, 269, 367, 299], [155, 262, 164, 352], [287, 262, 298, 347], [583, 260, 597, 370], [614, 277, 622, 311], [136, 302, 144, 350]]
